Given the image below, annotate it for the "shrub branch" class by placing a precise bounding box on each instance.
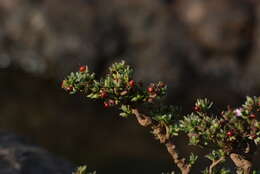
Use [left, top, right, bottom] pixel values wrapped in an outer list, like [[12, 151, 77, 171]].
[[62, 61, 259, 174], [132, 108, 191, 174], [230, 153, 252, 174]]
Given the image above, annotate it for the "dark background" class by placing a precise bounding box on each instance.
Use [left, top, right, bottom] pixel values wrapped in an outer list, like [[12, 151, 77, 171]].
[[0, 0, 260, 173]]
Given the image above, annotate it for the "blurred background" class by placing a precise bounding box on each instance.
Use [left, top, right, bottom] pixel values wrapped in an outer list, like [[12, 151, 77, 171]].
[[0, 0, 260, 173]]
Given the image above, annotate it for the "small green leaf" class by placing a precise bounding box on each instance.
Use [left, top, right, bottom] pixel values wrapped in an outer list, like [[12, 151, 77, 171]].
[[119, 112, 128, 117], [188, 153, 198, 165]]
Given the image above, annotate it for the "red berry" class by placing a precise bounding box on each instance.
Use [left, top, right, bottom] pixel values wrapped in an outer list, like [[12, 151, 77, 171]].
[[194, 106, 201, 112], [249, 114, 256, 119], [100, 91, 108, 98], [227, 131, 233, 137], [104, 102, 109, 108], [129, 80, 135, 88], [147, 87, 154, 93], [108, 99, 115, 106], [79, 66, 87, 72], [66, 86, 73, 92]]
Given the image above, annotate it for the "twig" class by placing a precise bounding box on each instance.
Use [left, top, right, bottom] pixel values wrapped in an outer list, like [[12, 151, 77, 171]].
[[230, 153, 252, 174], [132, 109, 152, 127], [131, 108, 191, 174], [209, 157, 225, 174], [166, 141, 191, 174]]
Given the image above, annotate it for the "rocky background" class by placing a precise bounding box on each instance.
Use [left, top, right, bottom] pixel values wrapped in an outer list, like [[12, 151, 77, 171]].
[[0, 132, 73, 174], [0, 0, 260, 173]]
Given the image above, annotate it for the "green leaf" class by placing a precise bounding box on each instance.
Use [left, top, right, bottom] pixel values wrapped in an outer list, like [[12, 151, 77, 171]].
[[119, 112, 128, 117], [87, 93, 100, 99], [188, 153, 198, 165]]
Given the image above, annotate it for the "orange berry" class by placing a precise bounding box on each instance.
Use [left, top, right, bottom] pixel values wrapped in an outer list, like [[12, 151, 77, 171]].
[[79, 66, 87, 72]]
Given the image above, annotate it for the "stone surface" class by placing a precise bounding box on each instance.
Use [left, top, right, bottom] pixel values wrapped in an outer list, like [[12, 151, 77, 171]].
[[0, 132, 74, 174]]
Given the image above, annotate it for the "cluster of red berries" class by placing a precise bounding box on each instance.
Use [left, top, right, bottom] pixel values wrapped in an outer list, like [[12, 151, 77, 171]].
[[99, 87, 117, 108], [100, 79, 138, 108], [104, 99, 115, 108], [147, 82, 165, 93], [99, 90, 111, 108], [145, 82, 166, 103]]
